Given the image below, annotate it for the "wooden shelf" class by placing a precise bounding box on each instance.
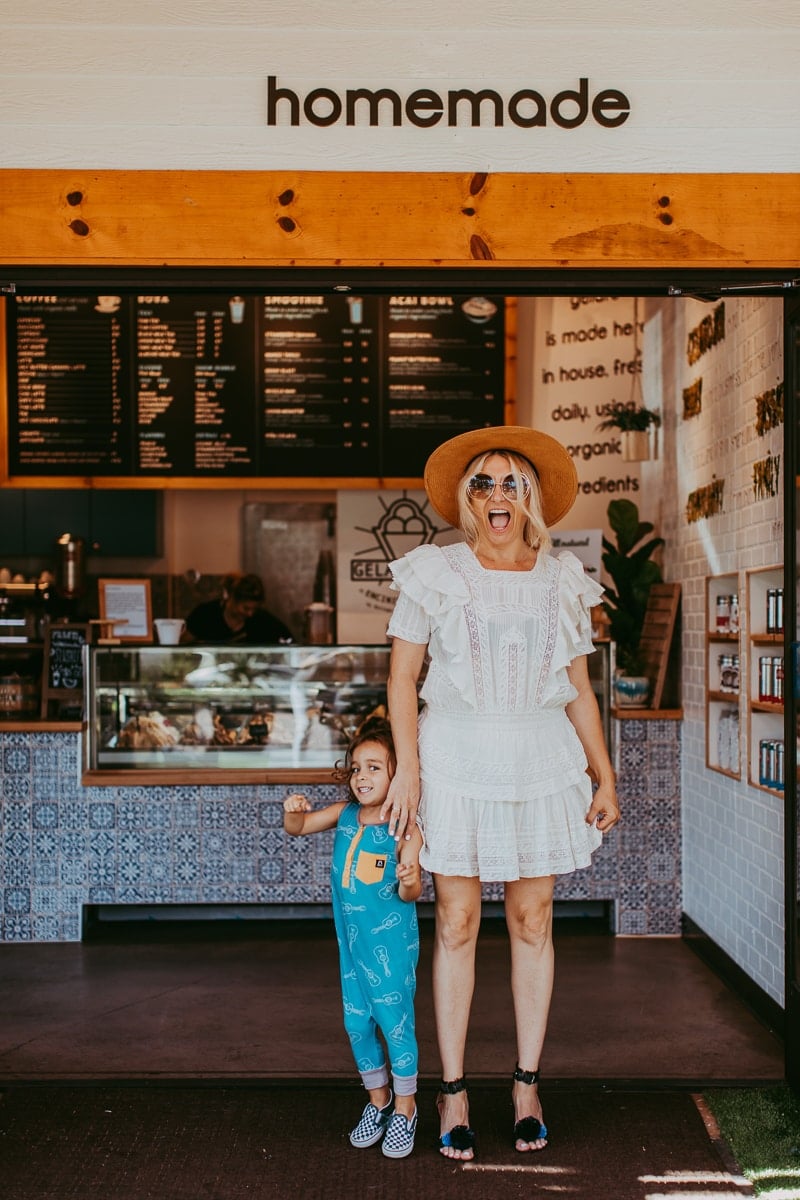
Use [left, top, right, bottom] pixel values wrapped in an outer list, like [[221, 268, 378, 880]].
[[706, 572, 741, 778], [746, 564, 784, 792]]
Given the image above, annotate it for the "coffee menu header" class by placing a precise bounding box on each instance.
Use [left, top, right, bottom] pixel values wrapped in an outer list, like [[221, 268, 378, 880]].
[[6, 293, 505, 480]]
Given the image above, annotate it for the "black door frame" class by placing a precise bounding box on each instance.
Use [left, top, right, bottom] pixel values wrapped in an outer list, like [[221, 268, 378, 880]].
[[3, 263, 798, 1085]]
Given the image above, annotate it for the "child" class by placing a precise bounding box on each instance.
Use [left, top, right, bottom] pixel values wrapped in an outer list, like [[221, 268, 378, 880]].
[[283, 715, 423, 1159]]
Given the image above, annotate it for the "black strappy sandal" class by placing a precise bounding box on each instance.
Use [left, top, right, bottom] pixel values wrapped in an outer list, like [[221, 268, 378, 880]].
[[512, 1065, 548, 1151], [437, 1076, 476, 1159]]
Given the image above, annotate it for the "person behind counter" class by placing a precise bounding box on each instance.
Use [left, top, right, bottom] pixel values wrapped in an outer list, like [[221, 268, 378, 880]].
[[184, 573, 291, 645]]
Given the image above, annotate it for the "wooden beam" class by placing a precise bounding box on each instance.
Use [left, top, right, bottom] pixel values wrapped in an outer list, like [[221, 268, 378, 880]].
[[1, 170, 799, 269]]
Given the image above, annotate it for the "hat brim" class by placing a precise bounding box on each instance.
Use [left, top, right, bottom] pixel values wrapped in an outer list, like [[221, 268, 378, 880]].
[[423, 426, 578, 528]]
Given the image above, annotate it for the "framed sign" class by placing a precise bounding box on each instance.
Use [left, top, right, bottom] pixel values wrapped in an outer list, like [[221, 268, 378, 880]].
[[98, 578, 153, 642]]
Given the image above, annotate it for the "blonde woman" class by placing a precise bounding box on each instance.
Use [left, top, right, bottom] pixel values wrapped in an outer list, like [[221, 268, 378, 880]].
[[382, 426, 619, 1161]]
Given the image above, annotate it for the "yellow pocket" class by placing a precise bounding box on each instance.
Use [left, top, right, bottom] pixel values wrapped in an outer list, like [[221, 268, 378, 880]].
[[354, 851, 389, 886]]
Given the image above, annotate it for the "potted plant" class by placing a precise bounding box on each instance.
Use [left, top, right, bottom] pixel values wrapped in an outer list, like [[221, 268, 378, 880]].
[[597, 402, 662, 461], [601, 498, 664, 706]]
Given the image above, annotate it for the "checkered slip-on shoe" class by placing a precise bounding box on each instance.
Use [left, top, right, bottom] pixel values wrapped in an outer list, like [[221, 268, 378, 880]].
[[349, 1093, 394, 1148], [381, 1108, 418, 1159]]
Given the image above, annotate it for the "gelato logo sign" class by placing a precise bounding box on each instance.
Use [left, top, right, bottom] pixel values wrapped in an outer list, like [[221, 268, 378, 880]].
[[350, 495, 441, 585], [266, 76, 630, 131]]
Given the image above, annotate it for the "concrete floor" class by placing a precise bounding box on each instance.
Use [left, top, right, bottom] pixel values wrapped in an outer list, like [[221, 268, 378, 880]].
[[0, 918, 784, 1084]]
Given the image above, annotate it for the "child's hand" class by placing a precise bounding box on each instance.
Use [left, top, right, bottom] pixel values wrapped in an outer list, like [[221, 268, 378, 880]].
[[397, 861, 421, 890], [283, 792, 312, 813]]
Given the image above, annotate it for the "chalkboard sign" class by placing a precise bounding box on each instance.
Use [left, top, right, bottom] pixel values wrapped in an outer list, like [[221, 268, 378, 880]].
[[40, 622, 90, 718], [5, 293, 506, 481], [7, 295, 132, 476], [381, 294, 505, 476]]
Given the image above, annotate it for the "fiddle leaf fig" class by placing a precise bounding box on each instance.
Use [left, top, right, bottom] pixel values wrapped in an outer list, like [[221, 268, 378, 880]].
[[602, 498, 664, 673]]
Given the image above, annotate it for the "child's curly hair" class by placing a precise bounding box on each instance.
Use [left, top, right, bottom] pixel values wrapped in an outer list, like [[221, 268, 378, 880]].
[[332, 710, 396, 784]]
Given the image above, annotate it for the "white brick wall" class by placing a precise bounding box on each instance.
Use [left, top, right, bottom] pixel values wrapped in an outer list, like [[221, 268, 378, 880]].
[[647, 296, 785, 1005]]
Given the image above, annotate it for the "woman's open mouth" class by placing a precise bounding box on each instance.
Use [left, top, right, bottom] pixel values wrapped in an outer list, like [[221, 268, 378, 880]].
[[488, 508, 511, 531]]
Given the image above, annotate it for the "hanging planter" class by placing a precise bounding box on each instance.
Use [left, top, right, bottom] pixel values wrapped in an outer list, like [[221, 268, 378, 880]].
[[620, 429, 652, 462], [597, 405, 661, 461]]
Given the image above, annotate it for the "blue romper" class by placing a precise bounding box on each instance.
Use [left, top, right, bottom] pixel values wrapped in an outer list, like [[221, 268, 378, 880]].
[[331, 802, 419, 1094]]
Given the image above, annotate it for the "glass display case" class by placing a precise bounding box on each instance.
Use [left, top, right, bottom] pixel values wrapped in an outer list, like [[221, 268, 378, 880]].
[[83, 640, 613, 780], [83, 644, 391, 777]]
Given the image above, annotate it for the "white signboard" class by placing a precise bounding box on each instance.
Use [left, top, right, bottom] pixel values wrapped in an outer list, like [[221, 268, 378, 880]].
[[1, 3, 798, 171], [550, 529, 602, 581], [336, 489, 461, 644]]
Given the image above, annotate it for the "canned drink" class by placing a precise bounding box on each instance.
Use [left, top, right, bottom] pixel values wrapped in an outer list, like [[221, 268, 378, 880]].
[[759, 656, 772, 701], [773, 656, 784, 703]]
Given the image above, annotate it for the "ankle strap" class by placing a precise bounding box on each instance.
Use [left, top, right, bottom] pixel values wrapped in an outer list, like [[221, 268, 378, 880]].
[[439, 1076, 468, 1094], [513, 1066, 540, 1085]]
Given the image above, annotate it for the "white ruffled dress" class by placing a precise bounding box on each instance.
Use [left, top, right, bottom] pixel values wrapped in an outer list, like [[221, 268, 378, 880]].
[[387, 542, 604, 881]]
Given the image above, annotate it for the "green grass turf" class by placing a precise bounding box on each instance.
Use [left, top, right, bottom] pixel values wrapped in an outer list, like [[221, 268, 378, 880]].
[[704, 1086, 800, 1196]]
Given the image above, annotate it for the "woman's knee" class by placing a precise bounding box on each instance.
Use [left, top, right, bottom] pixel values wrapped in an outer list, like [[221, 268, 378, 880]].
[[505, 880, 555, 946], [434, 882, 481, 952]]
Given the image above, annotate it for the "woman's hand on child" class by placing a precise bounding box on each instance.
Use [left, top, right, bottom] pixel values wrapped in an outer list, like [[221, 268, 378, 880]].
[[284, 792, 312, 813]]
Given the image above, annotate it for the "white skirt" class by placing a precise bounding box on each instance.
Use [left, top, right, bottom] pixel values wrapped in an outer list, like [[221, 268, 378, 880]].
[[417, 708, 602, 881]]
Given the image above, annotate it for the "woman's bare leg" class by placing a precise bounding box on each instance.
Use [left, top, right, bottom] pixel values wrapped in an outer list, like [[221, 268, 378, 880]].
[[432, 873, 482, 1160], [504, 875, 556, 1151]]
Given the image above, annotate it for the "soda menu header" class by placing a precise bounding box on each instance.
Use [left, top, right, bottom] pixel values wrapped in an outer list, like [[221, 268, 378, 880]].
[[6, 293, 505, 480]]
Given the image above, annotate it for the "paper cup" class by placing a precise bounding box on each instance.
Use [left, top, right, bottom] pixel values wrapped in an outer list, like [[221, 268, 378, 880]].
[[155, 618, 185, 646]]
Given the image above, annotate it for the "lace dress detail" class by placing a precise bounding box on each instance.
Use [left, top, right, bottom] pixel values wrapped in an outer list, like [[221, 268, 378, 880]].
[[387, 543, 604, 880]]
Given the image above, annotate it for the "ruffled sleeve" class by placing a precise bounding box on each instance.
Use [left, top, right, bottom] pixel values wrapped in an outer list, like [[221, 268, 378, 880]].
[[386, 545, 475, 704], [550, 550, 605, 677]]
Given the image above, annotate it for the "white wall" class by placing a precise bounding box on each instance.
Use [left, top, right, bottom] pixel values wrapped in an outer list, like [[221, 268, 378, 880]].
[[1, 2, 798, 171], [650, 295, 784, 1004]]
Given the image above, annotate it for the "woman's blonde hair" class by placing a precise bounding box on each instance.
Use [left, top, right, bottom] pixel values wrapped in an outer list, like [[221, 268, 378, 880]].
[[456, 450, 551, 554]]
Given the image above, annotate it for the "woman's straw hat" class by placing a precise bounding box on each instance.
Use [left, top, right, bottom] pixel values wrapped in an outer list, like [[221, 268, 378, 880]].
[[423, 425, 578, 528]]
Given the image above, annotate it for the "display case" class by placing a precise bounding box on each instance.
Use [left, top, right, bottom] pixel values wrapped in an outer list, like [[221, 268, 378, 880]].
[[83, 644, 392, 782], [83, 639, 614, 783]]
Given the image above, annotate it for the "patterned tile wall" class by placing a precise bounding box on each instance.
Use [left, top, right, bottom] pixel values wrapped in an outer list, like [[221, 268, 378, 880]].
[[1, 721, 681, 941]]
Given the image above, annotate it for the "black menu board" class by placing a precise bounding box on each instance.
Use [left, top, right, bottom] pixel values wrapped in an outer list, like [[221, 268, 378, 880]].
[[7, 294, 132, 475], [382, 295, 505, 475], [5, 293, 505, 480], [135, 293, 258, 475], [260, 294, 380, 477]]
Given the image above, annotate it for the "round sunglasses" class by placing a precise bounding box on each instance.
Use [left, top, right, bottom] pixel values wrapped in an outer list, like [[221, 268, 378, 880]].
[[466, 472, 531, 501]]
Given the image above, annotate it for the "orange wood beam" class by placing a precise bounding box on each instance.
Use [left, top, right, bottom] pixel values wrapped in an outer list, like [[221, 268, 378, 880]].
[[1, 170, 799, 269]]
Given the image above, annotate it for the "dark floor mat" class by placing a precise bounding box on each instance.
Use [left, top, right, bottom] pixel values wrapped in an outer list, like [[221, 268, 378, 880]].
[[0, 1084, 752, 1200]]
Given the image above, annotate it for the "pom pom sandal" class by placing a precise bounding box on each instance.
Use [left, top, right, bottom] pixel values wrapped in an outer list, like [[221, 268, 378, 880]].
[[436, 1076, 476, 1160], [512, 1066, 548, 1151]]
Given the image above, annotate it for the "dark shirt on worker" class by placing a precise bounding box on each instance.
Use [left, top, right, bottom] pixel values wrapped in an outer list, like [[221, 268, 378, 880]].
[[185, 600, 291, 645]]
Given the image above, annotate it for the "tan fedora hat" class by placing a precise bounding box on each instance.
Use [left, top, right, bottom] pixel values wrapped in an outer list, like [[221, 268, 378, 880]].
[[423, 425, 578, 528]]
